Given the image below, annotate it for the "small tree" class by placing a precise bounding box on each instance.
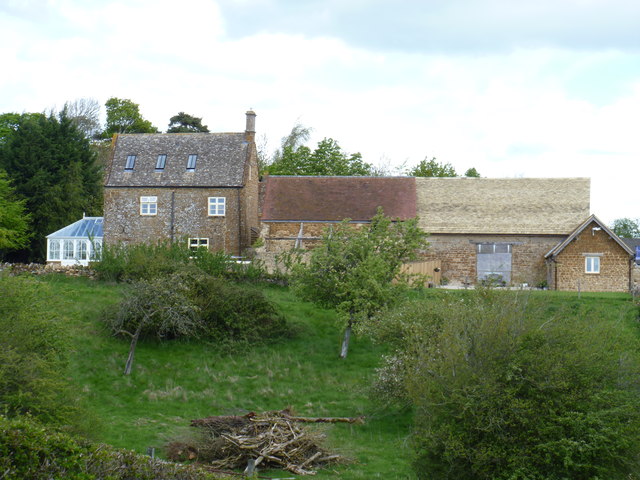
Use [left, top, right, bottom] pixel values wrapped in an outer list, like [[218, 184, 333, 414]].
[[291, 208, 428, 358], [167, 112, 209, 133], [409, 157, 480, 178], [109, 273, 200, 375], [611, 217, 640, 238]]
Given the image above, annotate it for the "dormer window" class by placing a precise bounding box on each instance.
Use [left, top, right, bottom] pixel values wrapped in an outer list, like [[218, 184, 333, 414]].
[[155, 154, 167, 171], [125, 155, 137, 170], [187, 154, 197, 171]]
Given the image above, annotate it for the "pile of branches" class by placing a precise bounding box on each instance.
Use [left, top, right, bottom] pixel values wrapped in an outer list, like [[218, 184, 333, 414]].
[[168, 409, 364, 476]]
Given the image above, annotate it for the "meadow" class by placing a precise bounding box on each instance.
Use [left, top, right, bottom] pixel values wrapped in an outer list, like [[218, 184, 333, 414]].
[[31, 274, 640, 479]]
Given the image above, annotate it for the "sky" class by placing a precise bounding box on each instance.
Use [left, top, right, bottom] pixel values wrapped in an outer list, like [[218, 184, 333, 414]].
[[1, 0, 639, 224]]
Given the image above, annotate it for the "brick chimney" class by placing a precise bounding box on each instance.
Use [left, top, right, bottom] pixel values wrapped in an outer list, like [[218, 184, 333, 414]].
[[245, 110, 256, 142]]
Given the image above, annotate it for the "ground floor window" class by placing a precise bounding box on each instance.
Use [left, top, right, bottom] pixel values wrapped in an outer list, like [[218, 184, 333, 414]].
[[208, 197, 225, 216], [63, 240, 75, 260], [585, 256, 600, 274], [49, 240, 61, 260], [140, 196, 157, 215], [477, 243, 512, 284], [189, 238, 209, 250]]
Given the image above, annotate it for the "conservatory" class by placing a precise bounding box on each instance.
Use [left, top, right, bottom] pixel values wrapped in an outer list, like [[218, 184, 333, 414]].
[[46, 216, 103, 266]]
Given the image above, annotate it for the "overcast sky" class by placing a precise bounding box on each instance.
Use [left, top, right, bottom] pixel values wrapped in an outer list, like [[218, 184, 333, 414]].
[[1, 0, 638, 223]]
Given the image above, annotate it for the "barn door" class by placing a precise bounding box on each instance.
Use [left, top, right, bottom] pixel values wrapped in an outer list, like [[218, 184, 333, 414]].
[[477, 243, 512, 284]]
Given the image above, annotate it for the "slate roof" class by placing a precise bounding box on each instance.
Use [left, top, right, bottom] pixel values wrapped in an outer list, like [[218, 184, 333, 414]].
[[106, 133, 249, 188], [261, 176, 416, 222], [622, 238, 640, 250], [47, 217, 104, 239], [416, 177, 591, 235]]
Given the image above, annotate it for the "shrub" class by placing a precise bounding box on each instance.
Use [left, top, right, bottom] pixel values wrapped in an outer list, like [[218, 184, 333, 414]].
[[0, 275, 81, 426], [192, 275, 288, 343], [0, 415, 223, 480], [365, 289, 640, 479]]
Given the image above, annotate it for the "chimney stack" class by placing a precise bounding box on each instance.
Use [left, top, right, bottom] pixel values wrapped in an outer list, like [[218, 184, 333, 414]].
[[245, 110, 256, 142]]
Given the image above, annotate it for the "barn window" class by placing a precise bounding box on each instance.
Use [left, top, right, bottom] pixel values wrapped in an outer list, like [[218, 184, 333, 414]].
[[585, 256, 600, 274], [477, 243, 512, 284], [208, 197, 225, 216], [140, 196, 157, 216]]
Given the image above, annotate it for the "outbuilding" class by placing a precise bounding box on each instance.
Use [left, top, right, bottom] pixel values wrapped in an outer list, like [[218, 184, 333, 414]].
[[46, 216, 103, 266]]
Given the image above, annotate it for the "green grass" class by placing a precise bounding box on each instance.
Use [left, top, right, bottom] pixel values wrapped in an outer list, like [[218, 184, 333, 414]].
[[32, 275, 640, 479]]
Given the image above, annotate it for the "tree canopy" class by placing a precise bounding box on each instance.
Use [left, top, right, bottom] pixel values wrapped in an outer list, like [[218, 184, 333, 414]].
[[167, 112, 209, 133], [291, 208, 428, 358], [102, 97, 158, 137], [611, 218, 640, 238], [0, 111, 103, 261], [408, 157, 480, 178], [0, 170, 30, 255], [267, 137, 375, 176]]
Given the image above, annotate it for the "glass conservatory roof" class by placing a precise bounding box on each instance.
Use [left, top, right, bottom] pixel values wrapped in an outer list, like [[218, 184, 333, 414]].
[[47, 217, 103, 239]]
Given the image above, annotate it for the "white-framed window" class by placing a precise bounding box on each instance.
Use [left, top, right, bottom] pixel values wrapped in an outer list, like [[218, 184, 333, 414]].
[[49, 240, 61, 260], [208, 197, 225, 216], [585, 256, 600, 274], [63, 240, 74, 260], [125, 155, 136, 170], [187, 154, 197, 171], [78, 241, 88, 260], [155, 154, 167, 170], [140, 196, 157, 215], [188, 238, 209, 250], [91, 240, 102, 260]]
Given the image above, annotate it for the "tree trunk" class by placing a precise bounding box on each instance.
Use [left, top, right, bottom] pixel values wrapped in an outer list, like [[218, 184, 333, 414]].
[[339, 322, 352, 359], [123, 326, 142, 375]]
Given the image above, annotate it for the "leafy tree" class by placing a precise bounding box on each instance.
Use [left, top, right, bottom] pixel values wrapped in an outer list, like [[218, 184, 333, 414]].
[[0, 171, 30, 255], [268, 137, 375, 176], [611, 217, 640, 238], [167, 112, 209, 133], [409, 157, 480, 177], [0, 111, 102, 261], [291, 208, 428, 358], [364, 290, 640, 479], [102, 97, 158, 137]]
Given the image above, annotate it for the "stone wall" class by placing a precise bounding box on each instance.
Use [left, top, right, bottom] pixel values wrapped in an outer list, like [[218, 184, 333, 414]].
[[104, 187, 244, 255], [418, 234, 562, 286], [551, 222, 631, 292]]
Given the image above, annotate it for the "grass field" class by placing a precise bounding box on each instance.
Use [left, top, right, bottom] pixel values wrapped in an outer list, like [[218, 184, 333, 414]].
[[34, 275, 640, 479]]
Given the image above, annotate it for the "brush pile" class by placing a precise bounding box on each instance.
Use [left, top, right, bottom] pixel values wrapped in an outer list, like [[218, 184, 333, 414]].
[[173, 409, 364, 475]]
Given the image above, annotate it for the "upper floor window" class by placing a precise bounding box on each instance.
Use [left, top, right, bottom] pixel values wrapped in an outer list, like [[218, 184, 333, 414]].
[[208, 197, 225, 216], [585, 256, 600, 274], [140, 196, 157, 216], [125, 155, 136, 170], [155, 154, 167, 170], [187, 154, 197, 171]]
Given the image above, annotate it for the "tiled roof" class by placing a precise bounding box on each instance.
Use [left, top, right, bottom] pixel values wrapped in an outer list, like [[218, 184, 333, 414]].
[[47, 217, 103, 239], [261, 176, 416, 222], [416, 177, 591, 235], [106, 133, 249, 187]]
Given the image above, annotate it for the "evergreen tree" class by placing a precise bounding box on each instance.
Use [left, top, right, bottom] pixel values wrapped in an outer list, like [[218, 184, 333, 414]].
[[0, 111, 102, 261], [167, 112, 209, 133], [0, 170, 31, 256]]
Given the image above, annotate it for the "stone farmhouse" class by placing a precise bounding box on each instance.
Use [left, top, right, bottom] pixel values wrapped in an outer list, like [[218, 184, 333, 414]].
[[103, 111, 259, 255], [96, 111, 635, 292]]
